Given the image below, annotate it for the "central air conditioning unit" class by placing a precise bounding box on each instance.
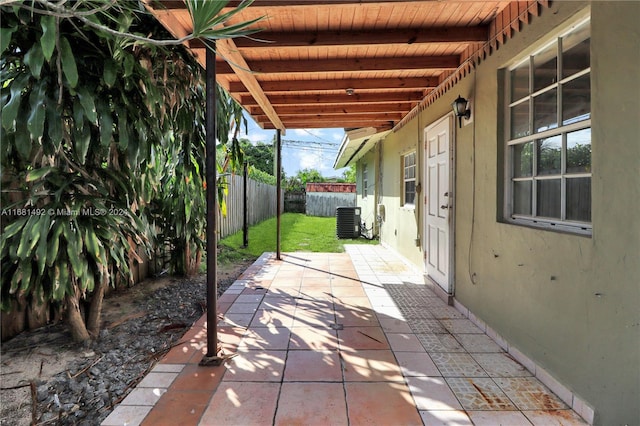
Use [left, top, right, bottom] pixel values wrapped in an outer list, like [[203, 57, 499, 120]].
[[336, 206, 361, 239]]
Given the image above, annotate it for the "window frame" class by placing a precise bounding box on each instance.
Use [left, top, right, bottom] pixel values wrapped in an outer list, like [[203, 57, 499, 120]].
[[503, 16, 592, 235], [402, 151, 417, 207]]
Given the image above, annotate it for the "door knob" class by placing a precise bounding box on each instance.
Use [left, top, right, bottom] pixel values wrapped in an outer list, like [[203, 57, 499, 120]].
[[440, 205, 449, 210]]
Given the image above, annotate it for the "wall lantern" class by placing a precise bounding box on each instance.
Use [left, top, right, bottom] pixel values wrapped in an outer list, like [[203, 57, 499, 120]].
[[452, 95, 471, 128]]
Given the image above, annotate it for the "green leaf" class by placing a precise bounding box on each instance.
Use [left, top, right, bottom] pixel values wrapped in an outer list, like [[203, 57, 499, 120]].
[[15, 115, 32, 160], [77, 86, 98, 124], [35, 214, 51, 276], [27, 81, 47, 143], [98, 102, 113, 146], [84, 227, 100, 261], [1, 26, 17, 53], [24, 42, 45, 78], [59, 36, 78, 88], [2, 72, 29, 132], [74, 124, 91, 164], [47, 221, 64, 267], [66, 230, 84, 278], [16, 214, 40, 260], [103, 59, 116, 87], [123, 52, 134, 77], [0, 216, 28, 245], [40, 15, 56, 61], [26, 167, 54, 182], [46, 99, 63, 147]]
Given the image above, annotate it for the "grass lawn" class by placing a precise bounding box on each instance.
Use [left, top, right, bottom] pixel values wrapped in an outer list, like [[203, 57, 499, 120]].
[[218, 213, 378, 264]]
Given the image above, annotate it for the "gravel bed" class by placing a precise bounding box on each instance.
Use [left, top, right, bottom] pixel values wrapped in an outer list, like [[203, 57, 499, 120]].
[[1, 267, 246, 426]]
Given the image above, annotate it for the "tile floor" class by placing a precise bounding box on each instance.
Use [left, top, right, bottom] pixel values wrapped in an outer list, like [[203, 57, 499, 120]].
[[102, 246, 588, 426]]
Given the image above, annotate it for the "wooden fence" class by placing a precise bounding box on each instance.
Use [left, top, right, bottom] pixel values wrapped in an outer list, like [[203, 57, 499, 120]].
[[218, 174, 280, 239]]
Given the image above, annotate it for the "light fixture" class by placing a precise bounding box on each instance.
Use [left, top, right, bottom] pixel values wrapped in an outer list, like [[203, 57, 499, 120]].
[[345, 88, 355, 96], [452, 95, 471, 128]]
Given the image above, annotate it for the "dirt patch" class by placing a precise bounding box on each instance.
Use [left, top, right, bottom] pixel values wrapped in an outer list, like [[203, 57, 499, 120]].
[[0, 258, 254, 425]]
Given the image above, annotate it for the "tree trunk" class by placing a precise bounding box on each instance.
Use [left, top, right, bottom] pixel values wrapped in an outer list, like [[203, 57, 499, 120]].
[[65, 293, 90, 342], [86, 268, 107, 337]]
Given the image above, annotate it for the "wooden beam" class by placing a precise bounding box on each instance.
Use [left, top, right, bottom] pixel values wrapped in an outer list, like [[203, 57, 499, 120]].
[[251, 103, 411, 115], [254, 112, 404, 122], [241, 92, 423, 106], [189, 27, 488, 49], [228, 77, 438, 93], [231, 56, 460, 74], [215, 38, 285, 131], [159, 0, 421, 9], [262, 120, 396, 130]]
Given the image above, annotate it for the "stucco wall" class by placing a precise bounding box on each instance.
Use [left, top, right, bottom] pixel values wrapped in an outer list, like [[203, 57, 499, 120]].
[[356, 148, 380, 238], [375, 2, 640, 424]]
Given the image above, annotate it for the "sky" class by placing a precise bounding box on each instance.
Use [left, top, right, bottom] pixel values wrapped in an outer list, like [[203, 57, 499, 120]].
[[239, 116, 348, 178]]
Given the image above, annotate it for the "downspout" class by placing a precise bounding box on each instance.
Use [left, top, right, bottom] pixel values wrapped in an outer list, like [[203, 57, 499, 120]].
[[201, 42, 222, 366]]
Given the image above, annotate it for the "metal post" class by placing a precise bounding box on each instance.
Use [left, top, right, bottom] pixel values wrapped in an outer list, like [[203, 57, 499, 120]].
[[242, 161, 248, 247], [201, 41, 223, 366], [276, 129, 282, 260]]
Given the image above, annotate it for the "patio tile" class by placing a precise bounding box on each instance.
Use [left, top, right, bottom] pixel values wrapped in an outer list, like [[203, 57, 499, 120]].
[[140, 391, 210, 426], [523, 409, 588, 425], [120, 388, 166, 406], [405, 376, 463, 410], [345, 382, 423, 426], [250, 308, 295, 328], [341, 349, 404, 382], [472, 353, 533, 377], [333, 296, 372, 310], [225, 302, 260, 315], [169, 364, 225, 391], [292, 308, 335, 328], [429, 353, 487, 377], [335, 309, 379, 327], [378, 317, 412, 333], [394, 351, 441, 377], [234, 294, 265, 304], [331, 286, 367, 298], [275, 382, 348, 425], [495, 377, 568, 410], [223, 350, 286, 382], [416, 333, 465, 353], [218, 313, 254, 328], [137, 372, 179, 388], [200, 382, 280, 426], [419, 409, 473, 426], [289, 327, 339, 350], [237, 327, 291, 351], [386, 333, 425, 352], [427, 305, 467, 319], [398, 306, 436, 319], [338, 326, 390, 350], [408, 318, 448, 334], [283, 350, 343, 382], [455, 333, 504, 352], [467, 410, 533, 425], [446, 377, 517, 410], [103, 405, 153, 426], [440, 318, 484, 334]]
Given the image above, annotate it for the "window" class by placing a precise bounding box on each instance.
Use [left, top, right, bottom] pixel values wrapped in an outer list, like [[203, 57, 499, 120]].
[[362, 164, 368, 198], [403, 151, 416, 206], [505, 18, 591, 234]]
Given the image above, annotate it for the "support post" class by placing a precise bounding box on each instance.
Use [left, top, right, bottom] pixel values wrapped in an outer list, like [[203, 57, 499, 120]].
[[276, 129, 282, 260], [242, 161, 248, 247], [201, 41, 223, 366]]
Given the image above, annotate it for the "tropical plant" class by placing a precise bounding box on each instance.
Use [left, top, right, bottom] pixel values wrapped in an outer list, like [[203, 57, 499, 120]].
[[1, 0, 259, 341]]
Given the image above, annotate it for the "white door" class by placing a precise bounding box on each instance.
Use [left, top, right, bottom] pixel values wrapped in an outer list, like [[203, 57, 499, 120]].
[[424, 116, 453, 294]]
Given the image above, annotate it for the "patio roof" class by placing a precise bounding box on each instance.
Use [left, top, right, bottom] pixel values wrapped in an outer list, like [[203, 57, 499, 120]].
[[144, 1, 550, 133]]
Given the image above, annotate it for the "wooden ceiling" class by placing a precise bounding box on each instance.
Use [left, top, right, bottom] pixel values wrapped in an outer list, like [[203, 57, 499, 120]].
[[146, 1, 517, 132]]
